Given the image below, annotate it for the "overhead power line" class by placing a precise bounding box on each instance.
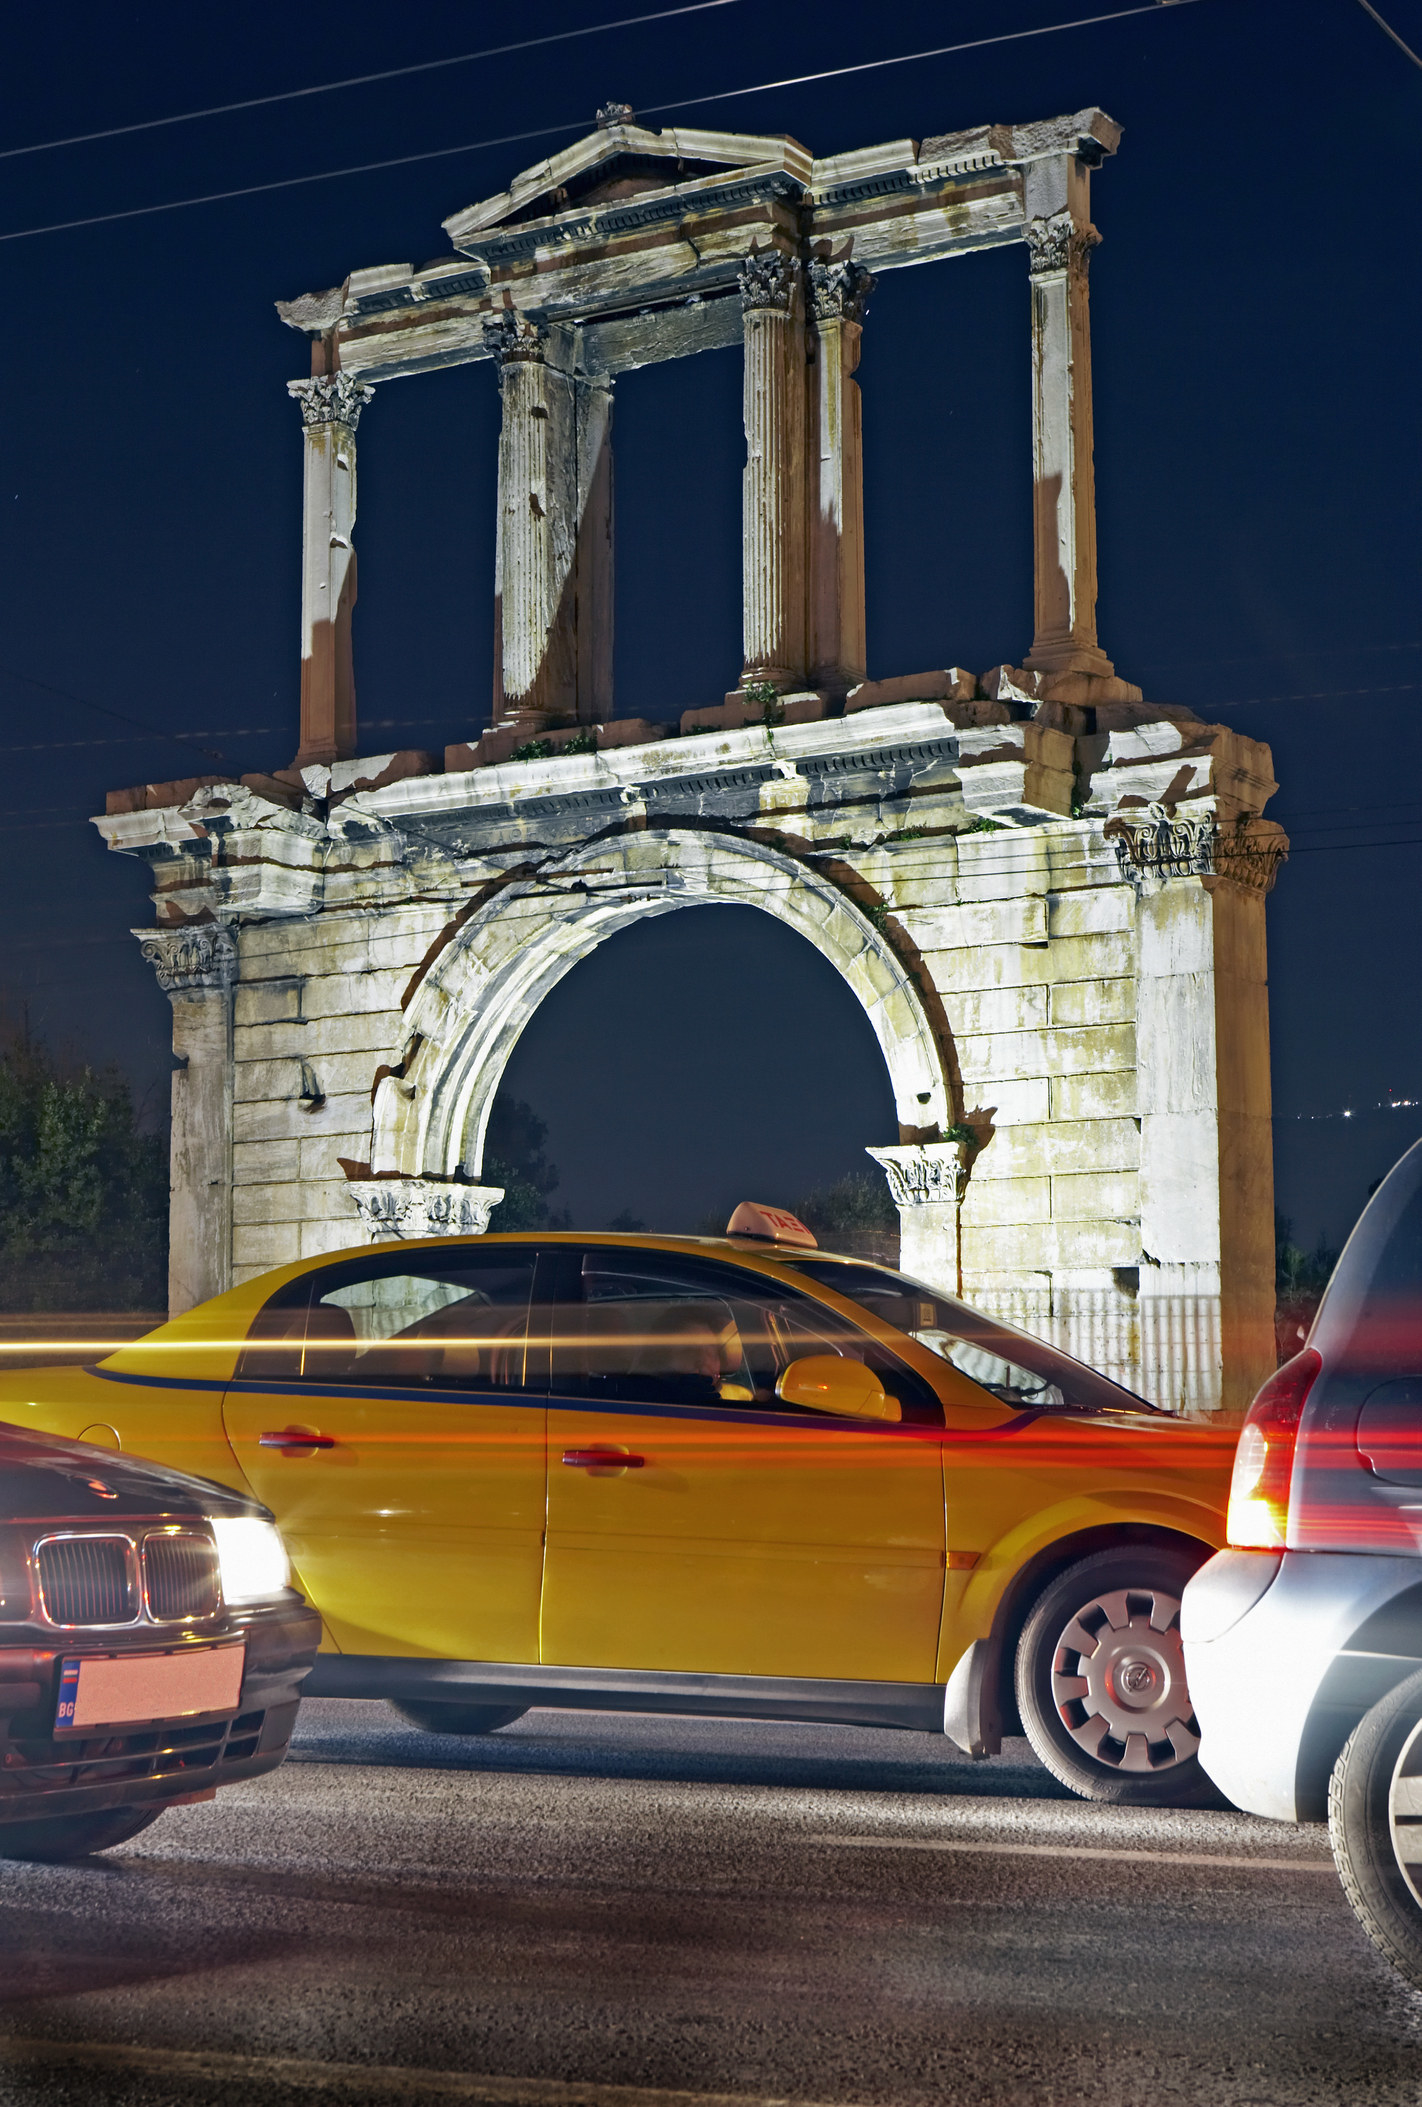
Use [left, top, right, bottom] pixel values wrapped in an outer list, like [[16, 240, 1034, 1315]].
[[0, 1, 744, 163], [0, 2, 1202, 245], [0, 666, 228, 764], [1353, 0, 1422, 69]]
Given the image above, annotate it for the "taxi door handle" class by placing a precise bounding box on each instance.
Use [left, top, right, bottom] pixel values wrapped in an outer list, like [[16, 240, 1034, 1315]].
[[561, 1448, 644, 1472], [259, 1428, 336, 1453]]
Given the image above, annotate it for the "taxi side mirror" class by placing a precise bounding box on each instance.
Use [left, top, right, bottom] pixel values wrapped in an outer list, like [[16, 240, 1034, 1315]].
[[776, 1355, 901, 1423]]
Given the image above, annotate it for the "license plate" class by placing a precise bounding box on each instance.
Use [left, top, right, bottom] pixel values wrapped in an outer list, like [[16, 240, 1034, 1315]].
[[54, 1645, 246, 1733]]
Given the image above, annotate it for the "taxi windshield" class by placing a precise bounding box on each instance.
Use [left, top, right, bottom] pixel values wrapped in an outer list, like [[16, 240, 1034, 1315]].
[[780, 1259, 1158, 1416]]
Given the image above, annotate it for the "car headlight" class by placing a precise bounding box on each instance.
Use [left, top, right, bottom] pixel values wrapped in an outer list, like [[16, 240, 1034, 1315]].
[[210, 1516, 291, 1603]]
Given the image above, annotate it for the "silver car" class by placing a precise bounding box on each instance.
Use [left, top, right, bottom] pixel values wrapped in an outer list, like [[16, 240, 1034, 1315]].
[[1183, 1135, 1422, 1981]]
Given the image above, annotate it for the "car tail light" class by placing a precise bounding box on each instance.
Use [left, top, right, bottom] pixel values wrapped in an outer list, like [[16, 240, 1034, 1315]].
[[1226, 1349, 1322, 1548]]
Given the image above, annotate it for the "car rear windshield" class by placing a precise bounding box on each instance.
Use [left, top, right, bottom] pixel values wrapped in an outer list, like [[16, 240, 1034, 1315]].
[[1313, 1136, 1422, 1378], [780, 1259, 1157, 1416]]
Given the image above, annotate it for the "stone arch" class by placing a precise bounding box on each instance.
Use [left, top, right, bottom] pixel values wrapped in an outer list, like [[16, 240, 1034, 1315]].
[[371, 827, 955, 1183]]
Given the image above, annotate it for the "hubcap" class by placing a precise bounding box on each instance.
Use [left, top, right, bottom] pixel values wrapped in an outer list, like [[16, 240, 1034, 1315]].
[[1049, 1585, 1199, 1772], [1387, 1716, 1422, 1906]]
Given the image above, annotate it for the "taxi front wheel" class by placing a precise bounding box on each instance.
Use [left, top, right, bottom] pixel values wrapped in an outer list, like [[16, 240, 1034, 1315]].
[[1015, 1546, 1222, 1807], [391, 1701, 527, 1736]]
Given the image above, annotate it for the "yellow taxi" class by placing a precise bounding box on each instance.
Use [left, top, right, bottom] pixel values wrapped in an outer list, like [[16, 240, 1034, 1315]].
[[0, 1207, 1235, 1806]]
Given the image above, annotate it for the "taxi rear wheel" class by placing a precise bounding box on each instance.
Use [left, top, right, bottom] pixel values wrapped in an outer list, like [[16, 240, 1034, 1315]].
[[390, 1701, 527, 1736], [0, 1805, 166, 1862], [1015, 1546, 1221, 1806]]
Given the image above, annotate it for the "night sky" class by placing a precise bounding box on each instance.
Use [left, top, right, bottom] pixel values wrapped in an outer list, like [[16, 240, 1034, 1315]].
[[1, 0, 1418, 1245]]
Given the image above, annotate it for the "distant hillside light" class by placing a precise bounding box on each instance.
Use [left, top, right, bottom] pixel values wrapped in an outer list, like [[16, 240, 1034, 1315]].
[[99, 104, 1286, 1415]]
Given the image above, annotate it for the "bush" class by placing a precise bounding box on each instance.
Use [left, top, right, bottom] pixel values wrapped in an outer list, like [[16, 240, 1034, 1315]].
[[0, 1030, 167, 1310]]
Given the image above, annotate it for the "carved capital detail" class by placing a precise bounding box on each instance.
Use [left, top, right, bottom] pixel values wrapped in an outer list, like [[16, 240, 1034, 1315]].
[[1025, 210, 1101, 279], [482, 309, 546, 364], [133, 924, 237, 994], [807, 258, 875, 324], [867, 1144, 974, 1210], [738, 249, 798, 315], [287, 372, 374, 430], [1104, 806, 1289, 895], [1213, 815, 1290, 895], [347, 1177, 505, 1241]]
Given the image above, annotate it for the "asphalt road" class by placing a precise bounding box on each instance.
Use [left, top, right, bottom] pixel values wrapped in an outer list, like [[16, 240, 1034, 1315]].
[[1, 1700, 1420, 2107]]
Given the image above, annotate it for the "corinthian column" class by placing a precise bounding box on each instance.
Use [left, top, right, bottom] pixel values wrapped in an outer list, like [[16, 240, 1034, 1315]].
[[739, 250, 808, 691], [487, 311, 613, 725], [1022, 156, 1113, 679], [134, 925, 238, 1316], [807, 259, 873, 693], [288, 371, 373, 767]]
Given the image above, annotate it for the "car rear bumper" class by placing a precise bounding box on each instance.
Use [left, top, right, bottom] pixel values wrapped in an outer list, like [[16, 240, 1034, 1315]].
[[1183, 1548, 1422, 1822], [0, 1596, 321, 1828]]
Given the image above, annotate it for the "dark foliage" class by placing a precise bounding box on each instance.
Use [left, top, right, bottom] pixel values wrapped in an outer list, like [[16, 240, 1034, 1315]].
[[483, 1097, 570, 1232], [0, 1030, 166, 1310], [1274, 1209, 1340, 1362], [792, 1172, 899, 1266]]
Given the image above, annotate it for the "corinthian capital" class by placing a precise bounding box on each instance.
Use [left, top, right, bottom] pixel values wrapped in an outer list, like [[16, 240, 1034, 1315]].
[[287, 372, 374, 430], [807, 259, 875, 325], [347, 1177, 506, 1240], [738, 249, 798, 315], [134, 924, 237, 994], [1025, 210, 1101, 280], [482, 309, 546, 364]]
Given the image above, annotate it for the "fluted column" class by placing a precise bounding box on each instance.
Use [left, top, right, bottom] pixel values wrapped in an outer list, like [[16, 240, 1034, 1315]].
[[288, 372, 372, 767], [807, 259, 873, 694], [1022, 155, 1113, 679], [134, 926, 237, 1316], [739, 251, 808, 690], [487, 312, 613, 725]]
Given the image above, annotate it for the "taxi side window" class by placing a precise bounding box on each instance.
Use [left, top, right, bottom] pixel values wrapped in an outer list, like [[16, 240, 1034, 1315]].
[[238, 1252, 538, 1391], [549, 1249, 940, 1422]]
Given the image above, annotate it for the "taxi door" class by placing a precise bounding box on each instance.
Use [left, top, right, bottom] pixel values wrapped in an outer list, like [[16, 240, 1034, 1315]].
[[540, 1247, 945, 1682], [222, 1245, 545, 1661]]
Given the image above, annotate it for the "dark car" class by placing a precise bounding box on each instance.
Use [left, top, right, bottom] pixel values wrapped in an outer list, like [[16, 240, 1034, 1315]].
[[1183, 1134, 1422, 1982], [0, 1419, 320, 1861]]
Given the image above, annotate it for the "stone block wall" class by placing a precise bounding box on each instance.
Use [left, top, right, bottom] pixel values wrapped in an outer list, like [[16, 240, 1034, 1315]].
[[107, 688, 1284, 1415]]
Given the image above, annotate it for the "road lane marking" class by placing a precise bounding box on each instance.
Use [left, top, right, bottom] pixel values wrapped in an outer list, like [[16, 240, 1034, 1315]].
[[0, 2041, 853, 2106], [810, 1835, 1334, 1872]]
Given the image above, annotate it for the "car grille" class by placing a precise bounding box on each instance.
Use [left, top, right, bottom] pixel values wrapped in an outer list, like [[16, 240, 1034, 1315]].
[[142, 1532, 220, 1622], [34, 1537, 137, 1628], [0, 1711, 268, 1799]]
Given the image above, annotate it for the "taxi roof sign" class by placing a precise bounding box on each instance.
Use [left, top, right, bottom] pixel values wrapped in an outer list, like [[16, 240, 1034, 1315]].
[[725, 1202, 818, 1249]]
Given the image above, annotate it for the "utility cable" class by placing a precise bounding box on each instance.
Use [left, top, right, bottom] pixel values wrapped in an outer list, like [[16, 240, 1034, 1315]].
[[0, 2, 1203, 245], [1353, 0, 1422, 68], [0, 667, 228, 764], [0, 2, 744, 162]]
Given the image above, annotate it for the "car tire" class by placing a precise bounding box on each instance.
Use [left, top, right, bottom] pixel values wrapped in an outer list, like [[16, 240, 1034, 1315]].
[[1329, 1667, 1422, 1988], [390, 1701, 528, 1736], [1014, 1545, 1221, 1806], [0, 1805, 167, 1862]]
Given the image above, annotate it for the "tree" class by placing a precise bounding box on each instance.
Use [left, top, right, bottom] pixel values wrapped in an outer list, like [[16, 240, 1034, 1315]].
[[482, 1097, 570, 1231], [0, 1028, 167, 1310], [1274, 1210, 1339, 1362], [792, 1171, 899, 1264]]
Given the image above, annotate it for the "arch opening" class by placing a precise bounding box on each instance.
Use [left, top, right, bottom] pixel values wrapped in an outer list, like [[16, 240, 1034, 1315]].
[[376, 829, 956, 1214]]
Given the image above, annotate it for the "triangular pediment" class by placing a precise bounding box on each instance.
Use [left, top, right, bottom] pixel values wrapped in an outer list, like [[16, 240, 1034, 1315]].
[[443, 116, 811, 248]]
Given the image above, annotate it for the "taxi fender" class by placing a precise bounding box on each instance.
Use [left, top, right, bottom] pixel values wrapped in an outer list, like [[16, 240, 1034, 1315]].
[[939, 1489, 1223, 1757]]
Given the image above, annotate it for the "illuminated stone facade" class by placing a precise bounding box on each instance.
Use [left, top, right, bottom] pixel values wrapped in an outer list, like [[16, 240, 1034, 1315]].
[[102, 108, 1285, 1412]]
